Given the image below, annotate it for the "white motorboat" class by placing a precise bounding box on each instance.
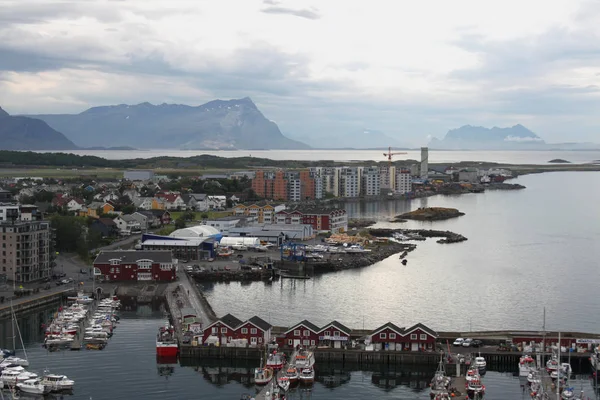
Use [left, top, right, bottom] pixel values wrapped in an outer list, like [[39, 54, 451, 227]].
[[45, 334, 74, 345], [561, 387, 576, 399], [16, 378, 51, 395], [1, 366, 28, 385], [467, 377, 485, 396], [277, 376, 290, 391], [41, 372, 75, 391], [527, 369, 541, 384], [519, 355, 536, 377], [345, 245, 370, 253], [430, 357, 451, 397], [475, 356, 486, 370], [254, 367, 273, 385], [0, 356, 29, 368], [298, 367, 315, 384], [465, 366, 480, 383], [294, 349, 314, 369]]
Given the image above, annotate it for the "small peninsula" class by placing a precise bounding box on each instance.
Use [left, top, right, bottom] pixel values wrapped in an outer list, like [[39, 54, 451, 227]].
[[396, 207, 465, 221], [548, 159, 571, 163]]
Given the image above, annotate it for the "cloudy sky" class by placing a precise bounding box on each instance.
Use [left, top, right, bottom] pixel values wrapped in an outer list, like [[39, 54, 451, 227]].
[[1, 0, 600, 145]]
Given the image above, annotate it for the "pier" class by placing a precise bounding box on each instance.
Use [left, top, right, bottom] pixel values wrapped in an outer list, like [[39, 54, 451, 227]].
[[255, 349, 298, 399]]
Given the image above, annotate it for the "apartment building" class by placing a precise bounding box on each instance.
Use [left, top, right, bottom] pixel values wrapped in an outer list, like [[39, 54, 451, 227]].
[[0, 219, 51, 283], [251, 170, 321, 201], [380, 165, 396, 193], [339, 167, 362, 197], [395, 169, 412, 194], [361, 166, 381, 196]]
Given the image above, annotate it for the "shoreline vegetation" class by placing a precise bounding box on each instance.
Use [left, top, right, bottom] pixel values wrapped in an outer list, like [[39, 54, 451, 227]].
[[0, 150, 599, 178], [395, 207, 465, 221]]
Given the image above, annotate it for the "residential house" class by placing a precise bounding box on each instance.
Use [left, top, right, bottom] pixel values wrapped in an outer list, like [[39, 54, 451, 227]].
[[207, 195, 226, 210], [133, 197, 154, 210], [93, 250, 176, 282], [282, 320, 320, 348], [18, 188, 36, 200], [83, 184, 95, 192], [113, 215, 142, 234], [90, 218, 119, 238], [234, 202, 285, 224], [52, 195, 85, 212], [181, 193, 208, 211], [317, 321, 352, 349], [94, 192, 120, 203], [201, 314, 244, 346], [148, 210, 171, 225], [122, 189, 140, 202], [78, 201, 105, 218], [156, 193, 186, 210], [151, 197, 165, 210], [130, 211, 152, 230], [369, 322, 438, 351], [101, 202, 116, 215], [276, 207, 348, 234]]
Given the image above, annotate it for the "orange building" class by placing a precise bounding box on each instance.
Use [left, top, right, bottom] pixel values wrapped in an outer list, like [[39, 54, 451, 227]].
[[251, 169, 319, 201]]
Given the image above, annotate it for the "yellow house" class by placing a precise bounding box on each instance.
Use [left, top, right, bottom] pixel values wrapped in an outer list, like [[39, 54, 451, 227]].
[[78, 207, 99, 219], [102, 202, 115, 214], [233, 204, 247, 215], [151, 198, 165, 210]]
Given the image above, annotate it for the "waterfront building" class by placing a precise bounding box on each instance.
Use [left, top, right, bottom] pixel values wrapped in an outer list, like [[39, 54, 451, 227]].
[[234, 316, 273, 347], [320, 167, 341, 197], [420, 147, 429, 179], [282, 320, 320, 347], [275, 207, 348, 233], [394, 169, 412, 194], [141, 234, 217, 260], [339, 167, 362, 197], [228, 223, 315, 243], [93, 250, 176, 282], [203, 216, 257, 235], [233, 202, 286, 224], [369, 322, 437, 351], [317, 321, 352, 349], [458, 168, 480, 183], [200, 314, 244, 346], [379, 165, 396, 194], [361, 166, 381, 196], [0, 211, 51, 283]]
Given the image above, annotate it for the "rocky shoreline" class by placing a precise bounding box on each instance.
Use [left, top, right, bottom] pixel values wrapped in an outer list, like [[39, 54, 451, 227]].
[[396, 207, 465, 221]]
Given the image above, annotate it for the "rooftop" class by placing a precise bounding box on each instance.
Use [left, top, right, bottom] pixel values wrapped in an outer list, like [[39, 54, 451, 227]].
[[93, 250, 173, 264]]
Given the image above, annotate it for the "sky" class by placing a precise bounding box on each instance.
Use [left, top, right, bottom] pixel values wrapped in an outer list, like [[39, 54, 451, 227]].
[[1, 0, 600, 146]]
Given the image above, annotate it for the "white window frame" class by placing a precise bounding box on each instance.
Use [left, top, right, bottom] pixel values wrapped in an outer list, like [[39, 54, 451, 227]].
[[303, 329, 309, 336], [212, 327, 217, 334], [288, 339, 293, 345], [251, 337, 257, 344], [221, 327, 227, 334], [251, 328, 257, 334], [380, 333, 387, 339], [389, 333, 396, 339], [311, 340, 315, 346], [241, 328, 248, 334], [420, 334, 427, 340], [293, 329, 300, 336], [410, 333, 417, 340], [333, 331, 340, 337]]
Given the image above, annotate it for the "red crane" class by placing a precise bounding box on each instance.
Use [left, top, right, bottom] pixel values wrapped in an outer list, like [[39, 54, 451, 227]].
[[383, 147, 407, 167]]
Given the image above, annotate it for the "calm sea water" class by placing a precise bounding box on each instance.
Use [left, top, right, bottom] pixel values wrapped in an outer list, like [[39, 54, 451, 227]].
[[1, 303, 596, 400], [36, 149, 600, 164], [204, 171, 600, 333]]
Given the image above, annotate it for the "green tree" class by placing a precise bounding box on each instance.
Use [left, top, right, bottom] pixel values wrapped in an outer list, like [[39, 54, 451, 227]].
[[174, 217, 186, 229]]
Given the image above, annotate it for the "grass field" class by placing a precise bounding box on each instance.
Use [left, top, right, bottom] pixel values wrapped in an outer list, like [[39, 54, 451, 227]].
[[0, 167, 248, 179]]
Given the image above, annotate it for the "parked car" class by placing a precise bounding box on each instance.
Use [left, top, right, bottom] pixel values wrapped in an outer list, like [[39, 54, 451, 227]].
[[453, 338, 464, 346], [471, 339, 483, 348], [462, 338, 474, 347], [80, 268, 87, 274], [55, 281, 64, 286]]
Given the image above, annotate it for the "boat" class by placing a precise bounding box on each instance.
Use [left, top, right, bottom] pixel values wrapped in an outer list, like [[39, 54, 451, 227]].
[[284, 366, 298, 384], [16, 378, 51, 395], [519, 355, 536, 377], [561, 387, 576, 399], [254, 367, 273, 385], [1, 366, 34, 386], [156, 322, 178, 357], [474, 356, 486, 371], [430, 356, 451, 397], [294, 348, 314, 369], [85, 343, 106, 350], [44, 334, 74, 346], [266, 351, 285, 370], [0, 356, 28, 368], [466, 377, 485, 397], [527, 369, 541, 385], [41, 372, 75, 391], [217, 248, 234, 257], [298, 367, 315, 384], [345, 245, 370, 253], [277, 376, 290, 391], [465, 366, 480, 383]]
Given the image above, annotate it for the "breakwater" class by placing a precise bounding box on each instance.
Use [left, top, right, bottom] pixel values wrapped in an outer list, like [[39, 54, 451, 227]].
[[369, 228, 468, 244]]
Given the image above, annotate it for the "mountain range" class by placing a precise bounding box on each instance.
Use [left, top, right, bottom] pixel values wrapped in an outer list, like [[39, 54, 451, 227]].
[[428, 124, 546, 150], [0, 107, 78, 150], [27, 97, 308, 150]]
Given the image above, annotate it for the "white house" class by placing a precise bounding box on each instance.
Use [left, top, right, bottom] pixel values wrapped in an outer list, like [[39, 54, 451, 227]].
[[113, 215, 142, 234], [122, 189, 140, 202], [134, 197, 154, 210], [160, 194, 186, 210], [66, 198, 84, 212], [207, 195, 226, 210]]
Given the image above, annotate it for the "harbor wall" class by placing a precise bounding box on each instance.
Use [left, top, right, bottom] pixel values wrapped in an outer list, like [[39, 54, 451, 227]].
[[0, 290, 71, 319]]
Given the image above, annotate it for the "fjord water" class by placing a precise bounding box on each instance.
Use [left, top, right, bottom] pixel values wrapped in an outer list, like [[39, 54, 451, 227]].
[[204, 171, 600, 332], [1, 306, 596, 400], [40, 148, 600, 164]]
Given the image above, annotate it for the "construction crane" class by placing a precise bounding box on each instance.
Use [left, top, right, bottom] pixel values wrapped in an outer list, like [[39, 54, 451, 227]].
[[383, 146, 407, 167]]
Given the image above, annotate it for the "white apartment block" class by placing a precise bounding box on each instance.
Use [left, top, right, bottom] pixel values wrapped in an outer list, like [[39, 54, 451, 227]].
[[361, 166, 381, 196], [340, 167, 362, 198], [379, 165, 396, 193], [395, 169, 412, 194]]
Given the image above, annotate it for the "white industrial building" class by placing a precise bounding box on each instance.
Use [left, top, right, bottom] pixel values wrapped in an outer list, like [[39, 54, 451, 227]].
[[124, 170, 154, 181]]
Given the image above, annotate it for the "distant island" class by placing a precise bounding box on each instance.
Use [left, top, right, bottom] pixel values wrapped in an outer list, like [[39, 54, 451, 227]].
[[86, 146, 138, 151], [396, 207, 465, 221], [429, 124, 545, 150], [548, 159, 571, 163]]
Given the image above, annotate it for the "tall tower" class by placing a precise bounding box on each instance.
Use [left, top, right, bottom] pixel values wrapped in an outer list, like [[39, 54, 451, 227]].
[[420, 147, 429, 179]]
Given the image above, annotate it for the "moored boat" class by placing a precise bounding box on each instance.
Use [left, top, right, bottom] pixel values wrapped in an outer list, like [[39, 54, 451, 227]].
[[519, 355, 536, 377], [16, 378, 51, 395], [254, 367, 273, 385], [41, 372, 75, 391], [277, 376, 290, 392], [156, 322, 178, 357], [466, 377, 485, 398], [266, 351, 285, 370], [284, 366, 298, 384], [430, 356, 451, 397], [298, 367, 315, 384]]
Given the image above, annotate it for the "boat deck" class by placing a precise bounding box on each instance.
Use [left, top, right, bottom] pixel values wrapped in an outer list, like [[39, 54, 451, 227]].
[[256, 349, 298, 399]]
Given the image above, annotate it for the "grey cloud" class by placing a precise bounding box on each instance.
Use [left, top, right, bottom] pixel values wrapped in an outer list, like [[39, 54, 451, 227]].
[[261, 6, 320, 20], [0, 2, 123, 25]]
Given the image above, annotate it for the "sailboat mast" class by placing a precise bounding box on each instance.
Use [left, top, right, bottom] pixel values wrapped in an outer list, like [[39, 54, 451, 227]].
[[10, 300, 15, 352], [13, 306, 27, 361], [557, 331, 561, 398]]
